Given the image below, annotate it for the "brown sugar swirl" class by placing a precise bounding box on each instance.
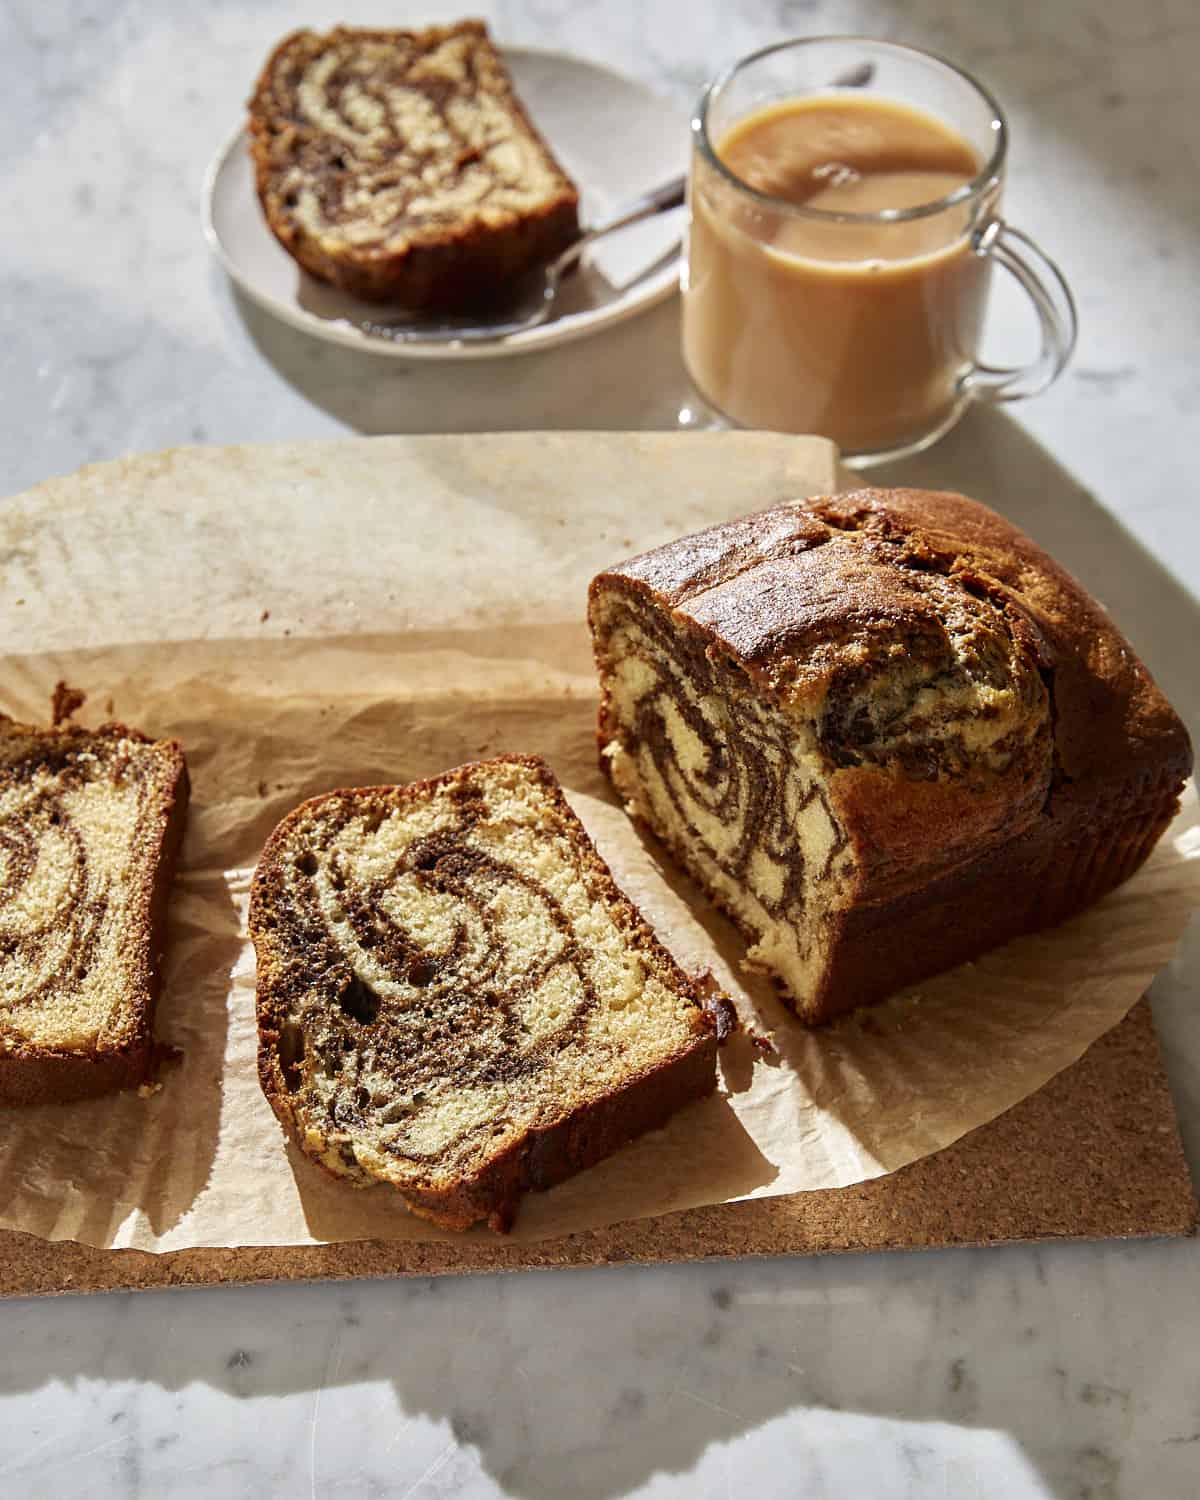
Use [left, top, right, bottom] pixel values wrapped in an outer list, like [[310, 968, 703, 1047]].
[[257, 795, 602, 1163], [250, 756, 717, 1230], [0, 789, 109, 1019]]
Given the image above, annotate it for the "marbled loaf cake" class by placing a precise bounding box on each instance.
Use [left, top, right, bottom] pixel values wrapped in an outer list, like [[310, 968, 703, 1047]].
[[248, 21, 580, 310], [250, 755, 717, 1232], [589, 488, 1192, 1024], [0, 714, 189, 1103]]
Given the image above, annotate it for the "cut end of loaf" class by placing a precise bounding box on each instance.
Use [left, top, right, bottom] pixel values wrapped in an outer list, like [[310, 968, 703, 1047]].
[[593, 605, 860, 1023], [250, 755, 716, 1230]]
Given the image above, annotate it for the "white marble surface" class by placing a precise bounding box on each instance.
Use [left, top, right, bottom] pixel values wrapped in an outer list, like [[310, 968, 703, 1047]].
[[2, 1, 1199, 1497]]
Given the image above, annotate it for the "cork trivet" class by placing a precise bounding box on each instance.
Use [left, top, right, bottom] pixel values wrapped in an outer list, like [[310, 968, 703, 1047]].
[[1, 1000, 1192, 1298]]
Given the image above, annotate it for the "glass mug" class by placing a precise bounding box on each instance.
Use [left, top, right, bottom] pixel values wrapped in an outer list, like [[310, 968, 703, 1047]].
[[681, 37, 1077, 465]]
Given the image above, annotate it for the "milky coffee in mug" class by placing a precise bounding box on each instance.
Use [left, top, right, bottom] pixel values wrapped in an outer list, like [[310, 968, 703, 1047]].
[[682, 38, 1076, 464]]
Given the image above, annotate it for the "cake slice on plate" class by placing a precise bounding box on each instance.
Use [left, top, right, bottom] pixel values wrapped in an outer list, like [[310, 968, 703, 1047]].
[[248, 20, 580, 310]]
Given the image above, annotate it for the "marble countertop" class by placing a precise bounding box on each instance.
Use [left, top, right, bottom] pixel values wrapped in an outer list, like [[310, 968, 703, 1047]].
[[2, 1, 1198, 1496]]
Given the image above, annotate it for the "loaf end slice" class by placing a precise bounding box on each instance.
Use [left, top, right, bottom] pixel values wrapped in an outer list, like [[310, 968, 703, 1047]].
[[250, 755, 718, 1232], [248, 21, 581, 310], [0, 714, 190, 1104], [589, 488, 1191, 1024]]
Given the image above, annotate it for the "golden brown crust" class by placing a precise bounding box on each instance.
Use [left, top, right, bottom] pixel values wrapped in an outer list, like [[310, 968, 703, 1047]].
[[247, 22, 580, 310], [400, 1038, 719, 1233], [0, 718, 189, 1105], [818, 490, 1191, 792], [0, 1042, 153, 1107], [596, 487, 1191, 791], [251, 754, 717, 1231], [591, 488, 1192, 1022]]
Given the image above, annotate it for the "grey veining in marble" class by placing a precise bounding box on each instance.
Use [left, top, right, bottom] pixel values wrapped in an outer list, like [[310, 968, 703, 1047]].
[[2, 2, 1199, 1498], [3, 1237, 1200, 1498]]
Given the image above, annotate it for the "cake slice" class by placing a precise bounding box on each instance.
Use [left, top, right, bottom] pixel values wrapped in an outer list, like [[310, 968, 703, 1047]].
[[0, 713, 189, 1104], [248, 21, 581, 310], [589, 487, 1192, 1024], [250, 755, 718, 1232]]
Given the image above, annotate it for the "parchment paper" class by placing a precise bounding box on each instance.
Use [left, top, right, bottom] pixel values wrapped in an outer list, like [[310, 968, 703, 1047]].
[[0, 434, 1195, 1252]]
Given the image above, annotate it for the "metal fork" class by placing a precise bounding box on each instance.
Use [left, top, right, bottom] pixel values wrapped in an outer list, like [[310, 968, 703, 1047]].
[[357, 174, 686, 345]]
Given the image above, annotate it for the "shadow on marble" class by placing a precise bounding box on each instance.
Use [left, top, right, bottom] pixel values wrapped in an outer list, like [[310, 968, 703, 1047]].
[[228, 278, 696, 436], [3, 1233, 1197, 1498]]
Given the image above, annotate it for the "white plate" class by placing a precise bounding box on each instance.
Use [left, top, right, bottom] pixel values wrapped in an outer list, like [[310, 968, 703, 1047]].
[[203, 47, 687, 361]]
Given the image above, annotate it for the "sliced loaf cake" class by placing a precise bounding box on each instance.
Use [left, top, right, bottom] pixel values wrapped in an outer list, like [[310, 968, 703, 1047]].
[[589, 488, 1191, 1024]]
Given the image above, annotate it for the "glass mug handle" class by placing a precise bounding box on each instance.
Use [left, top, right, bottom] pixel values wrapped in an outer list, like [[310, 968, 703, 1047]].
[[960, 220, 1078, 403]]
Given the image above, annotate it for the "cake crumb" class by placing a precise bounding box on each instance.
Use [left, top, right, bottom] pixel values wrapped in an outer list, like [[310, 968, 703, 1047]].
[[137, 1080, 164, 1099], [749, 1031, 777, 1056], [691, 968, 738, 1043], [706, 997, 738, 1043], [260, 608, 271, 623], [488, 1202, 517, 1235], [257, 779, 269, 798]]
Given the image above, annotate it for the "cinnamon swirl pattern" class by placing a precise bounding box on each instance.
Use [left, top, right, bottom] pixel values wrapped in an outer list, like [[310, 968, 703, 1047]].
[[248, 22, 580, 308], [0, 718, 188, 1102], [0, 785, 118, 1028], [593, 600, 856, 1010], [250, 756, 716, 1231]]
